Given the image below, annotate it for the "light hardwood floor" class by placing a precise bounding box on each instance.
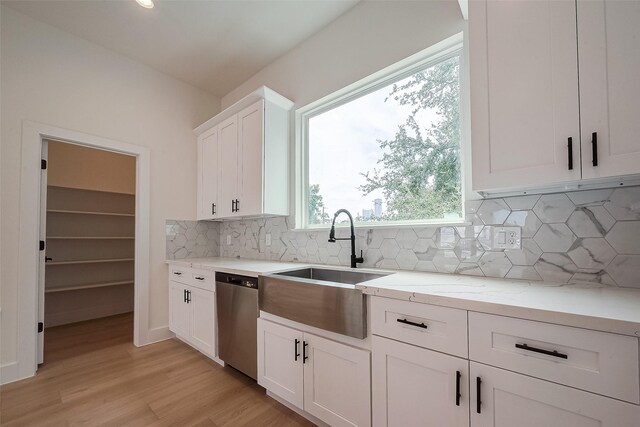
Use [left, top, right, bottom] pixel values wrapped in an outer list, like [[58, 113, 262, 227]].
[[0, 313, 315, 426]]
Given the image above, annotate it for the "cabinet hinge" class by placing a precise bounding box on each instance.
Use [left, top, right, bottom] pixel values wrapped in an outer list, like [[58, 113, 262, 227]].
[[38, 322, 43, 333], [39, 240, 45, 251], [41, 159, 47, 170]]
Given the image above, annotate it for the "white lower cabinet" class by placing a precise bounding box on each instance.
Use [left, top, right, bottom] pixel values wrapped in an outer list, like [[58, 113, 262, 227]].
[[470, 362, 640, 427], [169, 280, 216, 358], [257, 318, 371, 427], [372, 336, 469, 427]]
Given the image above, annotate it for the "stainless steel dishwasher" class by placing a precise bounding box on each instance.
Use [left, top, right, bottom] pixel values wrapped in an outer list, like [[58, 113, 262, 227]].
[[215, 272, 259, 380]]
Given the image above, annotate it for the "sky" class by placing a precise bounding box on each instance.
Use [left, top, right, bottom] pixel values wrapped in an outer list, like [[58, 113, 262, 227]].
[[308, 74, 439, 222]]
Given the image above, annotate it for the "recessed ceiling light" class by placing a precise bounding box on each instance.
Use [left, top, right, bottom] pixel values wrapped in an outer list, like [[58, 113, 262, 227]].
[[135, 0, 154, 9]]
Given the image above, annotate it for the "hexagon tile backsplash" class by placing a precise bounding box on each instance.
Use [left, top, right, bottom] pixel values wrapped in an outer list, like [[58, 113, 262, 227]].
[[166, 220, 220, 260], [167, 186, 640, 289]]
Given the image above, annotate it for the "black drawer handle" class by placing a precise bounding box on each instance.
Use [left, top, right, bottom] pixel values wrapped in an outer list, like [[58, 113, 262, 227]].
[[396, 318, 428, 329], [476, 377, 482, 414], [186, 290, 191, 303], [515, 343, 567, 359], [194, 276, 205, 281], [183, 289, 187, 303], [303, 341, 308, 364], [455, 371, 461, 406], [173, 271, 182, 276], [211, 203, 216, 215], [592, 132, 598, 166], [567, 137, 573, 170], [294, 339, 300, 361]]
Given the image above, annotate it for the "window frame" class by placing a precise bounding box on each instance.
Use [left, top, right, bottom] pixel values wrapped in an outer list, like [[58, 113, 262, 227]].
[[294, 32, 467, 230]]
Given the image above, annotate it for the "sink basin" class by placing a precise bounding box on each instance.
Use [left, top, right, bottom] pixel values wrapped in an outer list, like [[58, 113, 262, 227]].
[[259, 267, 391, 339], [275, 267, 389, 285]]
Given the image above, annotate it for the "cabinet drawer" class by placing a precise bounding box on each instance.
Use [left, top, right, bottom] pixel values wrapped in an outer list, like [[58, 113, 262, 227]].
[[189, 268, 215, 292], [371, 297, 468, 358], [169, 265, 190, 284], [469, 312, 640, 404]]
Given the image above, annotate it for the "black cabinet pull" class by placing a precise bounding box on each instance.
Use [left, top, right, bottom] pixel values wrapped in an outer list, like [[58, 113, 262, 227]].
[[186, 290, 191, 303], [183, 289, 187, 303], [455, 371, 461, 406], [396, 318, 428, 329], [567, 137, 573, 170], [476, 377, 482, 414], [294, 339, 300, 361], [235, 199, 240, 212], [194, 276, 205, 281], [592, 132, 598, 166], [303, 341, 308, 364], [174, 271, 182, 276], [211, 203, 216, 215], [515, 343, 568, 359], [231, 200, 236, 212]]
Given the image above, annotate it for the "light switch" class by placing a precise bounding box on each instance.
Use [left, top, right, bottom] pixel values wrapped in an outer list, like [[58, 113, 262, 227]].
[[227, 235, 231, 245], [496, 231, 506, 244]]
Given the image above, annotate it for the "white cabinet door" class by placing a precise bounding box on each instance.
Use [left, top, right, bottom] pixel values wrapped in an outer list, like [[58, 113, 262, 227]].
[[372, 336, 469, 427], [303, 333, 371, 427], [169, 281, 190, 339], [470, 362, 640, 427], [197, 126, 219, 220], [470, 0, 581, 192], [189, 287, 216, 357], [257, 319, 304, 409], [217, 115, 239, 218], [577, 0, 640, 180], [237, 100, 264, 216]]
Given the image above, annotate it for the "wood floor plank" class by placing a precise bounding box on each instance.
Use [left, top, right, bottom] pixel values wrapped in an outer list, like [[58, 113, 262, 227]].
[[0, 313, 314, 427]]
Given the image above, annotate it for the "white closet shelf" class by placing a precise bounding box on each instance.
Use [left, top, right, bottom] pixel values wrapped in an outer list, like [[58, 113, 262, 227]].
[[45, 258, 134, 266], [47, 209, 134, 217], [45, 281, 134, 293], [46, 236, 135, 240]]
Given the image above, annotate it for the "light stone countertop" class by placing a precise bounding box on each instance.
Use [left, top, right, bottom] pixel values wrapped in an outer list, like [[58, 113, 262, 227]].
[[165, 257, 307, 276], [166, 257, 640, 337]]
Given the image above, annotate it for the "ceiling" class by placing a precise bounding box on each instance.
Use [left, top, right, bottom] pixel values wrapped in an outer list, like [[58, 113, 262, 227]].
[[3, 0, 359, 97]]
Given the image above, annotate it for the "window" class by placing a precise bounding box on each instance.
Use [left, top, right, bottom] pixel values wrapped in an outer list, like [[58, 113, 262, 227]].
[[300, 42, 463, 227]]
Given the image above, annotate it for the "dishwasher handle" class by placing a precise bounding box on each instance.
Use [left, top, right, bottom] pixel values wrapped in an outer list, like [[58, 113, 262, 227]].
[[216, 272, 259, 289]]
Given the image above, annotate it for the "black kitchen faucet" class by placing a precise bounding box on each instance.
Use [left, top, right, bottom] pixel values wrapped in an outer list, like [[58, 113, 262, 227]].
[[328, 209, 364, 268]]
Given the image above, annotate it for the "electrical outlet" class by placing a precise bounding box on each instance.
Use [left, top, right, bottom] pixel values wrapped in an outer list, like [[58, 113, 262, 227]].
[[227, 235, 231, 245], [492, 226, 521, 250], [265, 233, 271, 246]]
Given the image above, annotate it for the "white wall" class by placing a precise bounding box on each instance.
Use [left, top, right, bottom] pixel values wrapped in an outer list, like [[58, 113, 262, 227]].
[[222, 0, 465, 108], [0, 6, 220, 368]]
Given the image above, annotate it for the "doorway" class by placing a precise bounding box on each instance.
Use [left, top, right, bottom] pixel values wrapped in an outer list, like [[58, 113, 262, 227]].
[[39, 140, 136, 363], [14, 121, 151, 382]]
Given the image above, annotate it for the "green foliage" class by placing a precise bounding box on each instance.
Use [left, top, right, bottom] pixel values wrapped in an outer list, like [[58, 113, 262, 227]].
[[360, 56, 462, 220], [308, 184, 330, 224]]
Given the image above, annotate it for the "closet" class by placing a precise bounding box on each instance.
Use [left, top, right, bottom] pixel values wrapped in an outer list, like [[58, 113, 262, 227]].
[[44, 141, 135, 327]]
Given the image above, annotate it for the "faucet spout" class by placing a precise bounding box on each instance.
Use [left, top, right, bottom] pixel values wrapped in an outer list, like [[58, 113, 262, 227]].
[[328, 209, 364, 268]]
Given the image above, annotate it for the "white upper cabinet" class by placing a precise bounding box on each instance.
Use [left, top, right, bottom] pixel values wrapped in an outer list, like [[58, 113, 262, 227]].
[[195, 87, 293, 220], [196, 127, 219, 220], [237, 100, 265, 217], [470, 0, 581, 192], [217, 115, 239, 218], [577, 0, 640, 180], [470, 0, 640, 193]]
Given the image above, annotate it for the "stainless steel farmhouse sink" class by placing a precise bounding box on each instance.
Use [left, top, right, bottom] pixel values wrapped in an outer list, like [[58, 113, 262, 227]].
[[259, 267, 391, 339]]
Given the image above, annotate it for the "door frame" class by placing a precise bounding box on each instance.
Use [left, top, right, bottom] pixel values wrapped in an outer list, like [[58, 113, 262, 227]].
[[17, 121, 151, 380]]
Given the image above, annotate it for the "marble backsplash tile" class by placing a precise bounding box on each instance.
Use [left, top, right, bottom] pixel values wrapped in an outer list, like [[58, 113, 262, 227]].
[[168, 186, 640, 289], [165, 220, 220, 260]]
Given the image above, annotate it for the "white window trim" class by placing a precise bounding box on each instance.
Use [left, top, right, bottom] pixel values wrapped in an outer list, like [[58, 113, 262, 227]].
[[294, 32, 468, 230]]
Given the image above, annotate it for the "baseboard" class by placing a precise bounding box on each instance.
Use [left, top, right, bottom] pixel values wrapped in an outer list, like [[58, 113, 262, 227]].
[[146, 326, 173, 344], [1, 362, 19, 385], [266, 390, 329, 427]]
